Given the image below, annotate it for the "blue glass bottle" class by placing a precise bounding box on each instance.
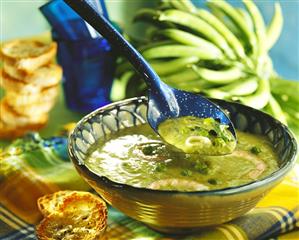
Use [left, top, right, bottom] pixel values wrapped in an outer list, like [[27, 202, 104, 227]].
[[55, 35, 116, 112], [40, 0, 116, 113]]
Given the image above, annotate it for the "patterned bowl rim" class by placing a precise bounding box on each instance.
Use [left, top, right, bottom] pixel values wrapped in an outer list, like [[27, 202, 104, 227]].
[[68, 96, 298, 196]]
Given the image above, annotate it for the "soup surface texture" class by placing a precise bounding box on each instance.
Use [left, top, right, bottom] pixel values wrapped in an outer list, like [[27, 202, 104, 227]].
[[85, 124, 278, 191], [158, 116, 236, 155]]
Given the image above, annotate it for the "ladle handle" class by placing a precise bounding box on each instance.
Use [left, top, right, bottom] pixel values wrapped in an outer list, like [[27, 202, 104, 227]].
[[64, 0, 161, 89]]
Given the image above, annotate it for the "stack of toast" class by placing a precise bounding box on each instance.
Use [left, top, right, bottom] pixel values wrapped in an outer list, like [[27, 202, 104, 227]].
[[0, 40, 62, 139]]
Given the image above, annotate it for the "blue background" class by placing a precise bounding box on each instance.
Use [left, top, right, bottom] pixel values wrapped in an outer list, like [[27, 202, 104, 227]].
[[2, 0, 298, 81]]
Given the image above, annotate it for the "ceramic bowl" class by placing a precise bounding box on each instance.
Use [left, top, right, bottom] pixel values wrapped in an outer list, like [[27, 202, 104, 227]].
[[68, 96, 297, 234]]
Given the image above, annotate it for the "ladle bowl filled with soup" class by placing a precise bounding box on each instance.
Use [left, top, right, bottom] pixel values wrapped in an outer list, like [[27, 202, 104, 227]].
[[68, 97, 297, 234]]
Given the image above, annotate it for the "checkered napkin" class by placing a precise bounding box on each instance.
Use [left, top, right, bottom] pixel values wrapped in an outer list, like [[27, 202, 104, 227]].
[[1, 199, 298, 239], [0, 135, 298, 240]]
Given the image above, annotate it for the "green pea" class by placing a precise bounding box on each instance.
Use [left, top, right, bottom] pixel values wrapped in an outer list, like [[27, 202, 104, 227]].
[[250, 146, 262, 155], [181, 169, 193, 177]]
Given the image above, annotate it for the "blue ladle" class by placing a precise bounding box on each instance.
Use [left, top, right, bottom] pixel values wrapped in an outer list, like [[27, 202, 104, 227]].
[[64, 0, 236, 139]]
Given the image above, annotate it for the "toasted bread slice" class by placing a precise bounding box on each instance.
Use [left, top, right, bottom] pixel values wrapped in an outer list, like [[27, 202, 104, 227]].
[[36, 212, 105, 240], [37, 191, 75, 217], [0, 100, 48, 127], [1, 70, 41, 94], [0, 119, 47, 139], [1, 40, 57, 73], [3, 61, 62, 85], [1, 64, 62, 92], [0, 120, 21, 139], [6, 86, 59, 106], [2, 58, 29, 80], [3, 97, 56, 116], [36, 191, 107, 240]]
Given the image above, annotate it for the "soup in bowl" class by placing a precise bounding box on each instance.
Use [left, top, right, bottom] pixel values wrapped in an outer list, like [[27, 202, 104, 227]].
[[68, 97, 297, 234]]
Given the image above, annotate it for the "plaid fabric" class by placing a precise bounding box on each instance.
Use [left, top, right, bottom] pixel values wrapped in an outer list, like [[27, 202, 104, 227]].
[[0, 205, 35, 240], [1, 167, 298, 240], [1, 204, 298, 240], [104, 206, 299, 240], [0, 135, 298, 239]]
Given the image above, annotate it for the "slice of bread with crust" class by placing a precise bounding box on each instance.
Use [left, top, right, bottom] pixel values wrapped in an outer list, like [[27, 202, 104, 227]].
[[36, 191, 107, 240], [1, 40, 57, 73], [37, 191, 75, 217], [0, 119, 47, 139], [36, 212, 105, 240], [3, 61, 62, 86], [3, 97, 56, 116], [6, 86, 59, 106], [0, 120, 22, 139], [1, 64, 62, 92], [3, 58, 33, 80], [0, 100, 48, 127], [1, 70, 41, 94]]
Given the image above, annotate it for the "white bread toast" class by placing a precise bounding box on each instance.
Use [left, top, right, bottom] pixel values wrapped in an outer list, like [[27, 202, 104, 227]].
[[2, 58, 27, 80], [1, 70, 41, 93], [3, 62, 62, 85], [6, 86, 59, 106], [3, 97, 56, 116], [0, 100, 48, 127], [36, 212, 105, 240], [37, 191, 75, 217], [0, 119, 47, 139], [0, 120, 22, 139], [1, 64, 62, 93], [36, 191, 107, 240], [1, 40, 57, 73]]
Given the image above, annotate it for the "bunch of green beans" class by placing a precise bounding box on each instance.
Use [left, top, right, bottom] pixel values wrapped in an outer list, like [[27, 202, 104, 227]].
[[113, 0, 287, 123]]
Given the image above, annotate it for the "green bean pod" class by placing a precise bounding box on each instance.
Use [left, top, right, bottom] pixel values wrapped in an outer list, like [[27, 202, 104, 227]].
[[204, 77, 258, 99], [217, 77, 258, 96], [168, 0, 191, 12], [115, 61, 132, 76], [203, 89, 231, 99], [158, 9, 235, 59], [137, 40, 175, 52], [154, 28, 222, 54], [116, 56, 200, 77], [141, 45, 223, 60], [266, 3, 283, 50], [133, 8, 175, 28], [111, 71, 134, 101], [243, 0, 266, 56], [176, 0, 197, 13], [209, 6, 244, 45], [116, 41, 175, 75], [237, 8, 253, 31], [266, 95, 287, 124], [133, 8, 160, 22], [192, 65, 245, 84], [196, 9, 246, 60], [162, 68, 200, 84], [207, 0, 257, 54], [150, 57, 200, 75], [170, 80, 211, 92], [158, 1, 172, 11], [236, 78, 270, 109]]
